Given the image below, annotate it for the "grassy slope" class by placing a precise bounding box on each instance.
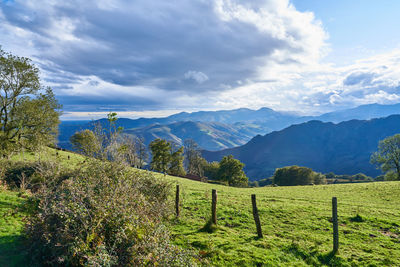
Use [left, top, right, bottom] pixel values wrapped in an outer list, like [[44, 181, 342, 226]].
[[159, 174, 400, 266], [4, 148, 400, 266], [0, 190, 29, 267]]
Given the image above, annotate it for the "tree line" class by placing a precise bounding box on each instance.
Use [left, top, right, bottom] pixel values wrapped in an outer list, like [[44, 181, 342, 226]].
[[70, 118, 249, 187]]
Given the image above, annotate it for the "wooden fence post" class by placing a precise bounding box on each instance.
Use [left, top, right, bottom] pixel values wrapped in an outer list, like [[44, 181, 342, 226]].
[[332, 197, 339, 254], [251, 194, 263, 238], [212, 189, 217, 224], [175, 185, 180, 217]]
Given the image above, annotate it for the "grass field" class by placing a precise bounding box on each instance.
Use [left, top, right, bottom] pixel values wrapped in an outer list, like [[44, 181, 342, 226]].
[[3, 148, 400, 266], [161, 175, 400, 266], [0, 190, 29, 267]]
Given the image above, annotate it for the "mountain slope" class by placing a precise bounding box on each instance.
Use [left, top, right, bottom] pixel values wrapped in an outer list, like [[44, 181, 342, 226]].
[[124, 121, 264, 150], [203, 115, 400, 180], [313, 103, 400, 122], [58, 103, 400, 152]]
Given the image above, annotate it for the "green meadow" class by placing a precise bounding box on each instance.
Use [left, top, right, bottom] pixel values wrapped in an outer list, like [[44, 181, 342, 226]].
[[2, 149, 400, 266], [161, 175, 400, 266]]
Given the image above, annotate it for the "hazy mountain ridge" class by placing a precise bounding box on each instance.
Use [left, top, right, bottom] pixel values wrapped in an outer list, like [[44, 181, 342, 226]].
[[58, 103, 400, 152], [203, 115, 400, 180]]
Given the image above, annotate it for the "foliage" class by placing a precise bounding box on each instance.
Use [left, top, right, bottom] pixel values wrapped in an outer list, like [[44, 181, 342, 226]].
[[184, 139, 205, 177], [371, 134, 400, 180], [273, 166, 327, 186], [257, 177, 274, 187], [135, 136, 148, 168], [203, 161, 220, 180], [26, 159, 196, 266], [217, 155, 248, 187], [149, 139, 186, 176], [70, 129, 101, 158], [0, 49, 61, 156], [149, 139, 172, 174], [169, 146, 186, 176], [324, 172, 374, 183]]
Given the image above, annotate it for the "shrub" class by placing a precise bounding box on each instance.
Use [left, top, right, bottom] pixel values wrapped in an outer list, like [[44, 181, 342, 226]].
[[26, 160, 196, 266], [273, 166, 327, 186]]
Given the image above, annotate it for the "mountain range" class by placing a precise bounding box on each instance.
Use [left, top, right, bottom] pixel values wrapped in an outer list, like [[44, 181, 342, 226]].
[[203, 115, 400, 180], [58, 103, 400, 151]]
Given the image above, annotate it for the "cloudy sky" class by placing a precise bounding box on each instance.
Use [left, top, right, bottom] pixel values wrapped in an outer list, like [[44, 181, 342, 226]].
[[1, 0, 400, 120]]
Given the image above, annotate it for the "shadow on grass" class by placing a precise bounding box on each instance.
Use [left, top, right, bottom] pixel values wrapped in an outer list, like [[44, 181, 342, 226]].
[[0, 235, 29, 267], [199, 219, 218, 233], [284, 243, 347, 267]]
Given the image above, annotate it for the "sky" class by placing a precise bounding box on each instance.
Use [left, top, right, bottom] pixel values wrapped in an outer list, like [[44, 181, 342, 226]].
[[1, 0, 400, 120]]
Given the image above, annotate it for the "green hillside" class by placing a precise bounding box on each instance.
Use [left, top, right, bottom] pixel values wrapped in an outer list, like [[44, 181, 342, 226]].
[[2, 149, 400, 266], [163, 174, 400, 266]]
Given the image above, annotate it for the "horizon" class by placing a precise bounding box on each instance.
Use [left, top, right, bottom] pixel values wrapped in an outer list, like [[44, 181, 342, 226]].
[[60, 102, 399, 121], [2, 0, 400, 120]]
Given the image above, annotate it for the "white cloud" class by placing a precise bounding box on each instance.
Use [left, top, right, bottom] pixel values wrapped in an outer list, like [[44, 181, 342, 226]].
[[184, 71, 209, 84], [1, 0, 399, 118]]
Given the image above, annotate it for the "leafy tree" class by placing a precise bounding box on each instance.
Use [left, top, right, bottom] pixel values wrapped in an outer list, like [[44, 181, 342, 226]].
[[184, 139, 205, 177], [168, 146, 186, 176], [273, 165, 326, 186], [370, 134, 400, 180], [70, 129, 101, 158], [203, 161, 220, 180], [0, 49, 61, 156], [217, 155, 248, 187], [149, 139, 171, 174]]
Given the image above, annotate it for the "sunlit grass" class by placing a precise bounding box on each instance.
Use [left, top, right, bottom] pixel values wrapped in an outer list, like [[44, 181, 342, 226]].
[[4, 148, 400, 266]]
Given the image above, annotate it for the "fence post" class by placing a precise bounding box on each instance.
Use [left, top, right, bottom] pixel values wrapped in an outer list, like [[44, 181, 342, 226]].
[[212, 189, 217, 224], [332, 197, 339, 254], [175, 185, 180, 217], [251, 194, 263, 238]]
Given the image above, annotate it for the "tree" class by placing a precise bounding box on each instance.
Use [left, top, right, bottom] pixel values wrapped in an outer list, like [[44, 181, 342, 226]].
[[371, 134, 400, 180], [184, 139, 205, 177], [204, 161, 220, 180], [135, 137, 148, 168], [217, 155, 248, 187], [168, 146, 186, 176], [149, 139, 171, 174], [118, 135, 137, 167], [0, 48, 61, 156], [70, 129, 101, 158], [273, 166, 326, 186]]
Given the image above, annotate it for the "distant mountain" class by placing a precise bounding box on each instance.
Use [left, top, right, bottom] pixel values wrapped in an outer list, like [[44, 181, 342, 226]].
[[92, 107, 301, 130], [57, 103, 400, 152], [57, 107, 301, 150], [124, 121, 264, 151], [312, 103, 400, 122], [203, 115, 400, 180]]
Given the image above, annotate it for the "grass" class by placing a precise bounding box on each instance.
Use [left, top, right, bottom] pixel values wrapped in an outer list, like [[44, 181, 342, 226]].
[[160, 174, 400, 266], [3, 148, 400, 266], [0, 190, 30, 267]]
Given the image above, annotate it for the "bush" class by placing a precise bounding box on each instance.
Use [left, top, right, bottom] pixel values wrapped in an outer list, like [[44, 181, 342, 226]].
[[0, 159, 63, 191], [26, 160, 196, 266], [273, 166, 327, 186]]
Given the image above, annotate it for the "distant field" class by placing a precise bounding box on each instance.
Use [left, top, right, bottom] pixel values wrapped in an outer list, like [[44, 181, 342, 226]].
[[3, 148, 400, 266]]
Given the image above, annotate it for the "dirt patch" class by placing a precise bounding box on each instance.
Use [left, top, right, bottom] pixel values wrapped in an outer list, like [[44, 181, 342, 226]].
[[380, 228, 399, 239]]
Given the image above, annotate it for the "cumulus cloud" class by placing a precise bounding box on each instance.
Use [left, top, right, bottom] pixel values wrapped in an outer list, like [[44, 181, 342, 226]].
[[0, 0, 328, 116], [2, 0, 399, 118]]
